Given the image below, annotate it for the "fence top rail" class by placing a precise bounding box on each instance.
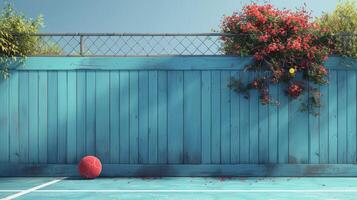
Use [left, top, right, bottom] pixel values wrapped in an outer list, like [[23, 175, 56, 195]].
[[12, 32, 356, 36], [23, 32, 242, 36]]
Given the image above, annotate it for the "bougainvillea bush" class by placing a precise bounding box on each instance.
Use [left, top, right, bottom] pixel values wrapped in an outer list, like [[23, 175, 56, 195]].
[[222, 3, 331, 112]]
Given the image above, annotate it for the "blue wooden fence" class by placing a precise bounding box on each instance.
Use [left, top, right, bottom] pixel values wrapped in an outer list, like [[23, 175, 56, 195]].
[[0, 56, 357, 176]]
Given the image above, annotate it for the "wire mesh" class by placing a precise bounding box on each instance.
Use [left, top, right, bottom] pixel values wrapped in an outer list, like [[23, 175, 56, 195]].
[[29, 33, 231, 56], [25, 33, 357, 57]]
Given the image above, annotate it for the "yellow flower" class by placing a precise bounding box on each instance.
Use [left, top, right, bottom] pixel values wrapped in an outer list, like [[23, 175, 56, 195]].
[[289, 68, 296, 75]]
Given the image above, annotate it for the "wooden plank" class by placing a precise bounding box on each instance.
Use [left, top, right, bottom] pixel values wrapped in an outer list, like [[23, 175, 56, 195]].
[[47, 71, 58, 164], [86, 72, 96, 155], [148, 71, 158, 164], [138, 71, 149, 164], [28, 72, 39, 163], [183, 71, 201, 164], [211, 71, 221, 164], [57, 71, 67, 163], [18, 56, 254, 71], [249, 72, 259, 163], [109, 71, 120, 163], [38, 72, 48, 163], [167, 71, 183, 164], [67, 71, 77, 163], [328, 71, 338, 163], [258, 82, 269, 164], [9, 72, 19, 163], [0, 76, 9, 162], [3, 164, 357, 177], [157, 71, 168, 164], [269, 84, 278, 163], [337, 71, 347, 163], [76, 71, 86, 161], [19, 72, 29, 163], [220, 71, 231, 164], [15, 56, 357, 71], [278, 84, 289, 164], [129, 71, 139, 164], [230, 71, 240, 164], [289, 78, 309, 164], [309, 85, 320, 164], [347, 71, 357, 163], [319, 80, 329, 164], [119, 71, 130, 163], [96, 71, 110, 163], [201, 71, 211, 164]]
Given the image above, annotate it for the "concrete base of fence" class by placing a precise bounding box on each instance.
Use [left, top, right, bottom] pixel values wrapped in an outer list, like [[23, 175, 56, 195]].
[[1, 164, 357, 177]]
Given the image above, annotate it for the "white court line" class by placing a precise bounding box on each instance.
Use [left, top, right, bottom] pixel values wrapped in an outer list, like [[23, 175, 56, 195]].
[[3, 189, 357, 193], [1, 177, 65, 200]]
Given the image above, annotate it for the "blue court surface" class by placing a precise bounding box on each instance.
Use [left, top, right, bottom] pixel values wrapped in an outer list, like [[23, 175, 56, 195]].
[[1, 177, 357, 199]]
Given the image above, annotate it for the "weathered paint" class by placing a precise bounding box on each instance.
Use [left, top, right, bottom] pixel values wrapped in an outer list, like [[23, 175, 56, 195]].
[[0, 56, 357, 176]]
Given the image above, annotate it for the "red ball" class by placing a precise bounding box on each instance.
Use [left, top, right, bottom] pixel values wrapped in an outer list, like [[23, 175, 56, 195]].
[[78, 156, 102, 179]]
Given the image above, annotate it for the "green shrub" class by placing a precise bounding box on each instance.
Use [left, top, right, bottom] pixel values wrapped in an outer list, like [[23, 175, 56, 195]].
[[0, 4, 43, 78], [0, 3, 63, 78], [318, 0, 357, 57]]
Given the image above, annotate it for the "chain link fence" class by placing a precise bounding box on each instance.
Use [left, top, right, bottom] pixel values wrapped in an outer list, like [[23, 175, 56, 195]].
[[27, 33, 357, 57], [31, 33, 232, 56]]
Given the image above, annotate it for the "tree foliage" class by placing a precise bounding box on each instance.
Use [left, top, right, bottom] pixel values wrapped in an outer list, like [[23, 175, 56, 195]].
[[318, 0, 357, 57], [0, 3, 62, 79], [0, 4, 42, 78]]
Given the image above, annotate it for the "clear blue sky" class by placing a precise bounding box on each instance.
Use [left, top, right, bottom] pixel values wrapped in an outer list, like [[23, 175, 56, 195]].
[[3, 0, 341, 33]]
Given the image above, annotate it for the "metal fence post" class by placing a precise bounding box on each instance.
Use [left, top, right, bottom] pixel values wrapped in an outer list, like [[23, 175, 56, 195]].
[[80, 35, 84, 56]]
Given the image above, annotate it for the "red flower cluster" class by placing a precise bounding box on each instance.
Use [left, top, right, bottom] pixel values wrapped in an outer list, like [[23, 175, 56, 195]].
[[287, 83, 304, 98], [222, 3, 331, 105]]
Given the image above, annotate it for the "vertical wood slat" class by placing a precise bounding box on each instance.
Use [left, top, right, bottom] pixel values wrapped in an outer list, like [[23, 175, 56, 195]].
[[329, 71, 338, 163], [220, 71, 231, 164], [96, 71, 110, 163], [268, 84, 278, 163], [129, 72, 139, 164], [119, 72, 130, 163], [9, 72, 19, 163], [319, 81, 329, 164], [249, 72, 258, 163], [47, 72, 58, 164], [67, 72, 77, 163], [309, 85, 320, 164], [337, 71, 347, 164], [278, 85, 289, 164], [109, 71, 120, 163], [211, 71, 221, 164], [38, 72, 48, 163], [86, 72, 96, 155], [0, 76, 9, 162], [76, 71, 86, 161], [183, 71, 201, 164], [28, 72, 39, 163], [230, 71, 240, 164], [258, 91, 269, 164], [347, 71, 357, 163], [288, 75, 309, 164], [168, 71, 183, 164], [138, 71, 149, 164], [148, 71, 158, 164], [157, 71, 168, 164], [19, 72, 29, 163], [57, 72, 67, 163], [201, 71, 211, 164]]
